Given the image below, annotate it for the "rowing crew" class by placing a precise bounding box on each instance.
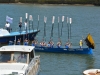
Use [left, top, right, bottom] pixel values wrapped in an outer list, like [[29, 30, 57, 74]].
[[33, 39, 72, 48], [9, 38, 83, 48]]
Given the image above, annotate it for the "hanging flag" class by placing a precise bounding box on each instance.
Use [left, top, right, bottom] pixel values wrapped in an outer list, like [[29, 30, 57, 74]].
[[6, 16, 13, 23], [85, 33, 95, 49]]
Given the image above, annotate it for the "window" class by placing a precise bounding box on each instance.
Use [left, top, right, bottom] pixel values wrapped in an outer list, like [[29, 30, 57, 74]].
[[0, 52, 11, 62]]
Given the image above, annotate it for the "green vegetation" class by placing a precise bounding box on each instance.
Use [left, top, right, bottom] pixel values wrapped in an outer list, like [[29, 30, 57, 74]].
[[0, 0, 100, 6]]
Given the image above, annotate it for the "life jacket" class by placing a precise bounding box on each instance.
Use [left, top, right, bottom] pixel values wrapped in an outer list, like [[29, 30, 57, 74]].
[[65, 45, 69, 48], [24, 42, 28, 45], [32, 43, 35, 46], [17, 42, 20, 45], [79, 41, 83, 46]]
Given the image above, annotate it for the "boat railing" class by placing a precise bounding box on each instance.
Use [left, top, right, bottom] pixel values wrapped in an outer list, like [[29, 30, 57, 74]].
[[25, 55, 40, 75]]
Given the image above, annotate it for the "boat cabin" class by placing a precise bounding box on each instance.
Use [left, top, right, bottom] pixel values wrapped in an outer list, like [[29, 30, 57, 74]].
[[0, 45, 35, 64], [0, 45, 40, 75]]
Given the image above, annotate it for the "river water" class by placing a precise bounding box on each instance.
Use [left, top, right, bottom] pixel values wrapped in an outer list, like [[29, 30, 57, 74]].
[[0, 4, 100, 75]]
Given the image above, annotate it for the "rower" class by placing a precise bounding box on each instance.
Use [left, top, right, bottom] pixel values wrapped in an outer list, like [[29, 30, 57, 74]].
[[40, 41, 46, 47], [65, 41, 72, 48], [31, 40, 36, 46], [65, 43, 69, 48], [47, 41, 51, 47], [24, 38, 29, 46], [17, 39, 21, 45], [49, 40, 54, 48], [57, 42, 61, 48]]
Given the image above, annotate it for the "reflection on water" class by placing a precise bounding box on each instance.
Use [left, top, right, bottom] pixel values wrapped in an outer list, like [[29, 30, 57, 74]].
[[36, 52, 95, 75]]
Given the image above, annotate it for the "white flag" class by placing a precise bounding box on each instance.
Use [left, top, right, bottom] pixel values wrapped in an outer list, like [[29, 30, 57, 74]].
[[6, 16, 13, 23]]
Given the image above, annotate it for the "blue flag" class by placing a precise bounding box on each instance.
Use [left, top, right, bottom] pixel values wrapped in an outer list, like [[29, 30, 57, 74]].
[[6, 16, 13, 23]]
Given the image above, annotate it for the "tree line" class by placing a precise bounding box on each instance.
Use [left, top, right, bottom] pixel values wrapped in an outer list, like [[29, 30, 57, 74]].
[[0, 0, 100, 6]]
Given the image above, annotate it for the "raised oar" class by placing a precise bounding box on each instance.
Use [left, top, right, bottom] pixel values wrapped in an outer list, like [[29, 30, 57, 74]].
[[67, 17, 69, 41], [57, 16, 62, 45], [25, 13, 28, 39], [61, 16, 64, 37], [43, 16, 47, 41], [37, 15, 39, 30], [58, 17, 60, 40], [50, 16, 55, 40], [29, 15, 33, 40], [29, 15, 32, 35], [69, 18, 72, 39]]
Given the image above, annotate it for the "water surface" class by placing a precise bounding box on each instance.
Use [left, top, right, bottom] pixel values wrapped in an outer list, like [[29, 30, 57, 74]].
[[0, 4, 100, 75]]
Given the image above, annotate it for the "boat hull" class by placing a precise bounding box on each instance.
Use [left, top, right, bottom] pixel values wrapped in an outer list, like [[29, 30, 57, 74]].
[[0, 30, 40, 43], [83, 69, 100, 75], [35, 46, 93, 54]]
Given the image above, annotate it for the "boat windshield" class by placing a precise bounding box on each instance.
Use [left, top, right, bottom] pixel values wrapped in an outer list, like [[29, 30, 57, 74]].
[[13, 52, 27, 63], [0, 52, 28, 63], [0, 52, 11, 62]]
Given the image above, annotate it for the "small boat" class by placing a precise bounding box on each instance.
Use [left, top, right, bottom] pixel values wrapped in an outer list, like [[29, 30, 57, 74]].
[[34, 16, 95, 54], [83, 69, 100, 75], [34, 33, 95, 54], [0, 28, 40, 44], [0, 45, 40, 75]]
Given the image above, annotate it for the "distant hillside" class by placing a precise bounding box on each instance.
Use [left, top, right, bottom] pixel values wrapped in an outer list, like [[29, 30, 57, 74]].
[[0, 0, 100, 6]]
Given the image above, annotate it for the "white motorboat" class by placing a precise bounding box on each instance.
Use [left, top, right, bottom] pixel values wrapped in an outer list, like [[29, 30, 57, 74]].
[[0, 45, 40, 75], [83, 69, 100, 75]]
